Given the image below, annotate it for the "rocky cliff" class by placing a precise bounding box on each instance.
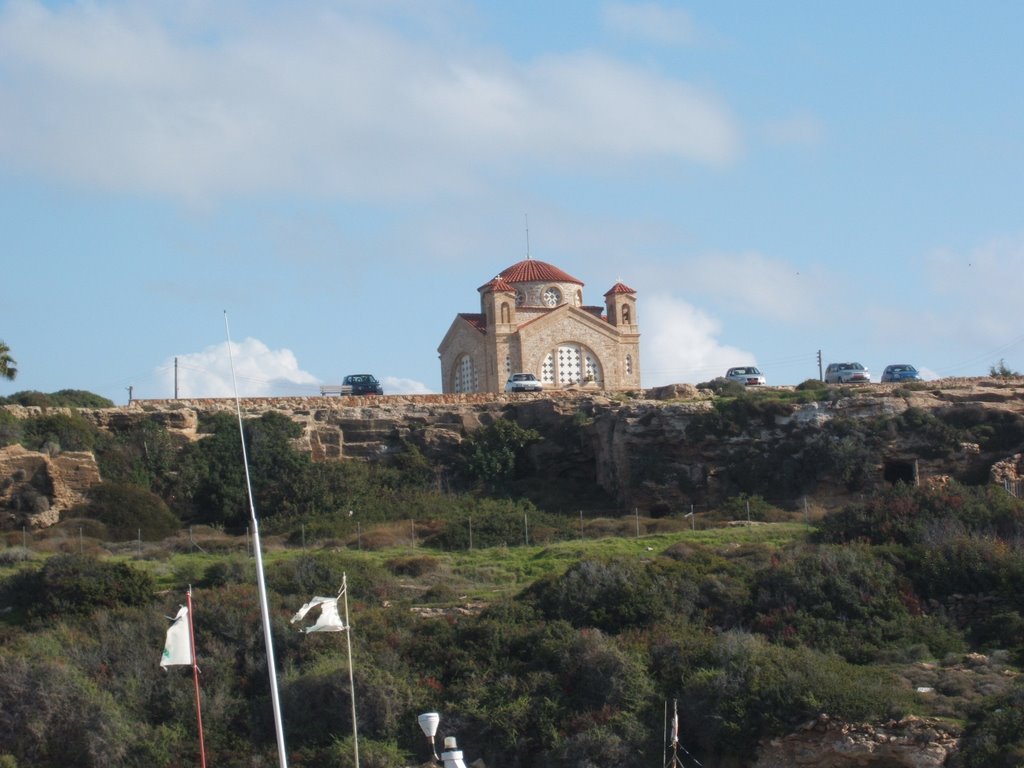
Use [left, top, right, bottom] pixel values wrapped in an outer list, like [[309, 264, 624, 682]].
[[3, 377, 1024, 528]]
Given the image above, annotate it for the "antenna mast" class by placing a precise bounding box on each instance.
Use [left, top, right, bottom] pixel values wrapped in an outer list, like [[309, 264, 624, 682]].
[[525, 213, 530, 259]]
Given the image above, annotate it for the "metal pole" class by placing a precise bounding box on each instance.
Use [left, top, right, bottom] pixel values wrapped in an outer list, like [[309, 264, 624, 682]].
[[225, 312, 289, 768], [635, 507, 640, 538], [342, 574, 360, 768], [175, 356, 179, 399], [186, 587, 208, 768]]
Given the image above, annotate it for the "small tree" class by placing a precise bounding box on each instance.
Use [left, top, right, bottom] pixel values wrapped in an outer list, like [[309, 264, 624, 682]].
[[990, 358, 1020, 377], [0, 340, 16, 381], [460, 418, 541, 491]]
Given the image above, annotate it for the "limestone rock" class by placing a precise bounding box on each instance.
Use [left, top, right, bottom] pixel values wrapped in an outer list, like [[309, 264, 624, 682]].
[[755, 714, 960, 768], [0, 444, 101, 528]]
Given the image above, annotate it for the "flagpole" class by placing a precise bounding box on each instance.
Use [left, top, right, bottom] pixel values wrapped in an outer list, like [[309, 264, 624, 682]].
[[186, 588, 208, 768], [342, 574, 360, 768], [225, 312, 289, 768]]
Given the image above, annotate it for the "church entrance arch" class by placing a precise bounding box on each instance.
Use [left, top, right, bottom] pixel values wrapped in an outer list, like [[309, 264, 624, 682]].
[[539, 343, 602, 387]]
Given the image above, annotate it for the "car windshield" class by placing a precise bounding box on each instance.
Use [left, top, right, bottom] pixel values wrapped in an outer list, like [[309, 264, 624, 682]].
[[513, 374, 535, 381]]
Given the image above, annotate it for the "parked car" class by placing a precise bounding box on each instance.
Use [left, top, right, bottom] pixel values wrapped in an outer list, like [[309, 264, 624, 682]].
[[343, 373, 383, 395], [726, 366, 767, 386], [881, 364, 921, 383], [505, 372, 543, 393], [824, 362, 871, 384]]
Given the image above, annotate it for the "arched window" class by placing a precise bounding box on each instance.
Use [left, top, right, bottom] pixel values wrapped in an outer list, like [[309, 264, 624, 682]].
[[541, 344, 603, 386], [625, 354, 633, 375], [621, 304, 631, 325], [500, 302, 511, 324], [453, 355, 478, 393]]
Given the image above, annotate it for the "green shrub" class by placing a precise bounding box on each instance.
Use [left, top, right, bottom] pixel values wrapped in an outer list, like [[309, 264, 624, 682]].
[[460, 418, 542, 491], [0, 409, 21, 446], [78, 482, 180, 541], [950, 681, 1024, 767], [19, 412, 99, 452], [1, 554, 154, 617]]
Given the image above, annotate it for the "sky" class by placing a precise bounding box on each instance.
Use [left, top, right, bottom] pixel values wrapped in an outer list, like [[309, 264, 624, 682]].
[[2, 0, 1023, 404]]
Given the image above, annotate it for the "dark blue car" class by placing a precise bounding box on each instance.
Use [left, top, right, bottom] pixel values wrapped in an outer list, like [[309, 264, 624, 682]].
[[881, 364, 920, 383]]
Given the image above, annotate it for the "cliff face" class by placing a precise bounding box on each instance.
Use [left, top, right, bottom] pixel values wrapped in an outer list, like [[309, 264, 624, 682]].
[[754, 714, 960, 768], [3, 377, 1024, 527]]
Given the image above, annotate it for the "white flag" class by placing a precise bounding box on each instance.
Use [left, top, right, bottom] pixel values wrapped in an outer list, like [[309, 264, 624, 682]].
[[161, 606, 193, 668], [291, 595, 346, 633]]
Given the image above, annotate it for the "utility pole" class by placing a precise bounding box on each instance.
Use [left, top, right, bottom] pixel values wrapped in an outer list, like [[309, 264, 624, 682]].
[[817, 349, 823, 381], [174, 356, 179, 399]]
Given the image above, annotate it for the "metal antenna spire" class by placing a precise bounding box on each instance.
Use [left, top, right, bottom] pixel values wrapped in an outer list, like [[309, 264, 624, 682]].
[[525, 213, 531, 259]]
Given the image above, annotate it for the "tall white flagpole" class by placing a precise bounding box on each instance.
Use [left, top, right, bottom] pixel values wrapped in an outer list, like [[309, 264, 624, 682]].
[[225, 312, 289, 768]]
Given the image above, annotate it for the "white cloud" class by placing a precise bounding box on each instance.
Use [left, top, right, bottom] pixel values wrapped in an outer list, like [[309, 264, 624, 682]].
[[601, 2, 697, 45], [382, 376, 434, 395], [0, 1, 739, 205], [641, 294, 756, 386], [160, 337, 319, 398]]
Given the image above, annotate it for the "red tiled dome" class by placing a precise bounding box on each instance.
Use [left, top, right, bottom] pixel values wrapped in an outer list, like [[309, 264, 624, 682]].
[[499, 259, 583, 285]]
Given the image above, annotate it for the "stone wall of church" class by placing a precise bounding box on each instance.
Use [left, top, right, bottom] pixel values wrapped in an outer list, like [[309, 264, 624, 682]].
[[437, 322, 485, 393], [518, 309, 636, 389]]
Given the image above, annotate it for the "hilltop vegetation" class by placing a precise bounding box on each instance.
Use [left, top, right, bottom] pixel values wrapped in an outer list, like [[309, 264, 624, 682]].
[[1, 384, 1024, 766]]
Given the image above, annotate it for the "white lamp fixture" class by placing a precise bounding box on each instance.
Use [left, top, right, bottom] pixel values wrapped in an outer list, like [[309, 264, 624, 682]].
[[417, 712, 440, 761]]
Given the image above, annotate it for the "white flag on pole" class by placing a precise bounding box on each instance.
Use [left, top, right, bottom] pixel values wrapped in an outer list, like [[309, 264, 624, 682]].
[[161, 606, 193, 668], [291, 595, 347, 633]]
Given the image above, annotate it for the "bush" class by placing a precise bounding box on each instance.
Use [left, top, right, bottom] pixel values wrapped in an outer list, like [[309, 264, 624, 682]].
[[78, 482, 180, 541], [1, 554, 154, 617], [527, 557, 696, 632], [19, 412, 99, 453], [950, 681, 1024, 767], [460, 418, 542, 491]]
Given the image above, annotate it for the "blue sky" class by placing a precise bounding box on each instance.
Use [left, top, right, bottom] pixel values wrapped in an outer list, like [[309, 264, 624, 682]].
[[2, 0, 1022, 403]]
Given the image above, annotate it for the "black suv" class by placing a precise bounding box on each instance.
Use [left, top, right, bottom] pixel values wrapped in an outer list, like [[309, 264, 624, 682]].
[[343, 374, 383, 395]]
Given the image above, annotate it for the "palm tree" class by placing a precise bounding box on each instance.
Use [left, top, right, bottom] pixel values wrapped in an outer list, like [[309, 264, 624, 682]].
[[0, 340, 17, 381]]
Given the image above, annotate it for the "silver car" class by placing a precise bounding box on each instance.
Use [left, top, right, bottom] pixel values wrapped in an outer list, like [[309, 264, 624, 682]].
[[824, 362, 871, 384], [726, 366, 766, 386], [505, 372, 544, 393]]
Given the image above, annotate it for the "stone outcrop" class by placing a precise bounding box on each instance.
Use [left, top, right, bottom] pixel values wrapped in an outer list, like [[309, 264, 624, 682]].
[[755, 714, 960, 768], [0, 444, 101, 528]]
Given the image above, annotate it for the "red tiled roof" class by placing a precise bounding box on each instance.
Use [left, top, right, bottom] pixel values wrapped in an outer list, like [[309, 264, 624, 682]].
[[458, 313, 487, 333], [604, 282, 637, 296], [477, 276, 516, 293], [499, 259, 583, 285]]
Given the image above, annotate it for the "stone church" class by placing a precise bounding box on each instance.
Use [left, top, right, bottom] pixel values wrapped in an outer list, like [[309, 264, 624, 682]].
[[438, 257, 640, 393]]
